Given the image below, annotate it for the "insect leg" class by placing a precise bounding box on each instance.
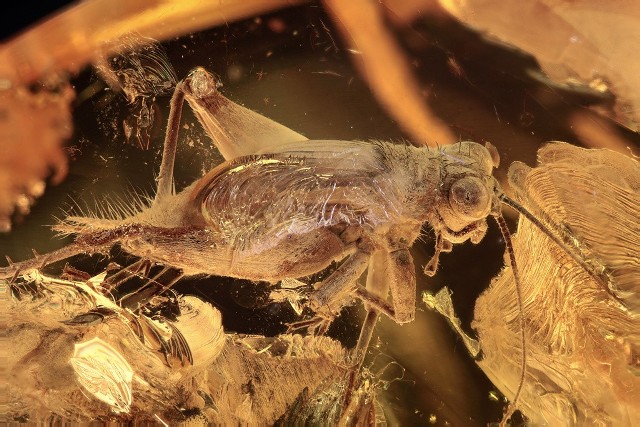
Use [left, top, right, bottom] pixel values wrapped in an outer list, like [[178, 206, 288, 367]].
[[350, 251, 389, 367], [118, 267, 183, 311], [156, 69, 310, 201], [384, 247, 416, 323], [343, 246, 416, 414], [155, 79, 187, 201], [352, 247, 417, 325], [307, 251, 371, 317], [101, 258, 152, 296], [0, 243, 98, 281], [181, 68, 308, 160], [340, 252, 390, 416], [423, 232, 453, 277], [2, 223, 155, 282]]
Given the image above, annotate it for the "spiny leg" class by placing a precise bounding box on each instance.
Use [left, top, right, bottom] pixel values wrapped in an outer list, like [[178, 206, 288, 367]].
[[306, 242, 417, 354], [118, 266, 183, 311], [342, 246, 417, 414], [156, 68, 310, 203], [307, 250, 371, 319], [181, 68, 308, 160], [350, 247, 417, 326], [101, 258, 152, 297], [290, 238, 418, 419], [2, 223, 153, 282], [289, 250, 370, 334], [155, 79, 186, 201], [341, 251, 388, 416], [1, 243, 106, 281], [290, 248, 381, 418]]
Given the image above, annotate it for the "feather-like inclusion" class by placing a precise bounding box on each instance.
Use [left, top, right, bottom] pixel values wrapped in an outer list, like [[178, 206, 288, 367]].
[[474, 143, 640, 425]]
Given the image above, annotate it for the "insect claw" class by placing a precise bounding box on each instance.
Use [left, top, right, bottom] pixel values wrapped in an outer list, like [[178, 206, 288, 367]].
[[31, 248, 40, 257]]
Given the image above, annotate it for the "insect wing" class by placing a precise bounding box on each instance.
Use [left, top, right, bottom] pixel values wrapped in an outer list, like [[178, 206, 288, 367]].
[[194, 140, 404, 254]]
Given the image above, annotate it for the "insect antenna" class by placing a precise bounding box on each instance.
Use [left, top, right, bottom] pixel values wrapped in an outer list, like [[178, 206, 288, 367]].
[[492, 213, 526, 425], [493, 190, 625, 424], [498, 194, 620, 303]]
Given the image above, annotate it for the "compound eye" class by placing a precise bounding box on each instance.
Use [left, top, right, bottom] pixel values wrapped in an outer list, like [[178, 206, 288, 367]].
[[448, 176, 491, 220]]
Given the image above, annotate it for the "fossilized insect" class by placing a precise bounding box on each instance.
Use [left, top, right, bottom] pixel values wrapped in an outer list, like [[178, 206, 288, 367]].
[[1, 67, 614, 424]]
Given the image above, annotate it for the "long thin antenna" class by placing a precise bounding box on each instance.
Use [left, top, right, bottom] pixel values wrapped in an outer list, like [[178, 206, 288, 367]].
[[493, 214, 526, 425], [498, 194, 621, 304]]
